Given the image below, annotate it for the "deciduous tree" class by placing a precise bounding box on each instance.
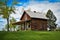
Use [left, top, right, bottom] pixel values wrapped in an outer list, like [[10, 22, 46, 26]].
[[0, 0, 18, 31]]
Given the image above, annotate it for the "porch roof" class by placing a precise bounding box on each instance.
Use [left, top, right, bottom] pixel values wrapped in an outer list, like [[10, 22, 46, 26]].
[[12, 20, 31, 25]]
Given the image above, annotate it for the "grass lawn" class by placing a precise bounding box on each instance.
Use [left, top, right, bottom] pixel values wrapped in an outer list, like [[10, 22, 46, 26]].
[[0, 31, 60, 40]]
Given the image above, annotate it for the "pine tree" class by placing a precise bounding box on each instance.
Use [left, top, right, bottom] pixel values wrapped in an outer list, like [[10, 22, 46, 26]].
[[46, 9, 57, 30]]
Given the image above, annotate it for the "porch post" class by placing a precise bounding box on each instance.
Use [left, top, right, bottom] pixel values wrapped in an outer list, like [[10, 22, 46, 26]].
[[21, 24, 22, 30], [24, 21, 27, 31], [29, 22, 31, 30], [30, 21, 31, 30], [24, 22, 26, 31]]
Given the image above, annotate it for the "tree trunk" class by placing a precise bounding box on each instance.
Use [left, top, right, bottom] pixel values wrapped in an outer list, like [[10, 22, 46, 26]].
[[7, 17, 9, 31]]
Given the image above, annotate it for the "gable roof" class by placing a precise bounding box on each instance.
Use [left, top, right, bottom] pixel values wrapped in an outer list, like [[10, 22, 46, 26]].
[[26, 10, 48, 19], [20, 10, 48, 20]]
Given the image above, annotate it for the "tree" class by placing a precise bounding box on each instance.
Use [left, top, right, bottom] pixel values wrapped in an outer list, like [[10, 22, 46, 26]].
[[0, 0, 18, 31], [10, 17, 16, 31], [46, 9, 57, 30], [5, 17, 16, 31]]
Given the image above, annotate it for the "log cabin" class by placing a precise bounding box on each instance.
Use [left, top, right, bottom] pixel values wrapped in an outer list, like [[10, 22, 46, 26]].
[[13, 10, 48, 31]]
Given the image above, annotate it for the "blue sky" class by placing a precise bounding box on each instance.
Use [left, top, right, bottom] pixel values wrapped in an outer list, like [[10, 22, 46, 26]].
[[0, 0, 60, 30], [7, 0, 60, 6]]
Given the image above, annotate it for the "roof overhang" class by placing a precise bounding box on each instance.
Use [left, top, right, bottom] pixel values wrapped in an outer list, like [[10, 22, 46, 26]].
[[12, 20, 31, 25]]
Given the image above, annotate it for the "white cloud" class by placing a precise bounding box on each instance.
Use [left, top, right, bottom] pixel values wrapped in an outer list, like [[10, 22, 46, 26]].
[[10, 6, 24, 21], [24, 1, 60, 25]]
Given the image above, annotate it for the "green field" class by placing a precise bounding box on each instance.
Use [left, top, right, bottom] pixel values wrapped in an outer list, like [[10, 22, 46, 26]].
[[0, 31, 60, 40]]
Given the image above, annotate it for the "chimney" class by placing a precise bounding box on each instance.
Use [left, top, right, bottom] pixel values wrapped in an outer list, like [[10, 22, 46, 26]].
[[34, 11, 36, 13]]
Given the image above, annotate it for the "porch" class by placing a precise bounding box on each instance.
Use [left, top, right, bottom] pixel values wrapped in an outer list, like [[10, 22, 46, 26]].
[[12, 20, 31, 30]]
